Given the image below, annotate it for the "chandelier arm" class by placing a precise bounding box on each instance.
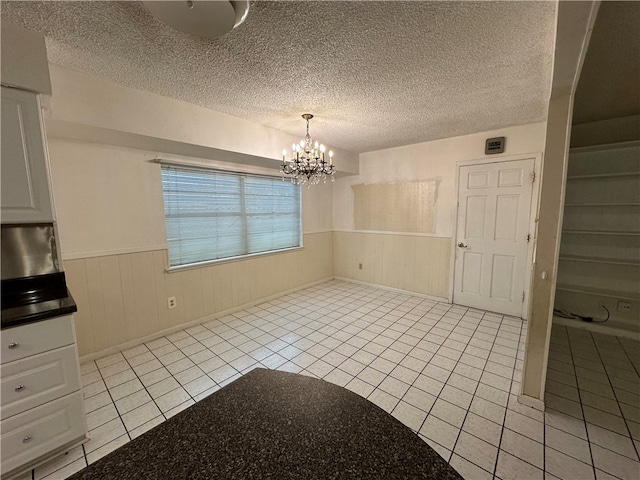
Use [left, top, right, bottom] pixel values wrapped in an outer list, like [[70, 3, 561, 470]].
[[281, 113, 335, 185]]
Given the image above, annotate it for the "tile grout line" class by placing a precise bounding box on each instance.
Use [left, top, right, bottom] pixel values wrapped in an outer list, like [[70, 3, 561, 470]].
[[440, 309, 509, 476], [295, 295, 447, 387], [565, 329, 598, 479], [589, 331, 640, 462], [407, 308, 517, 453], [75, 359, 133, 472], [383, 303, 468, 425], [73, 280, 637, 480], [488, 314, 524, 479]]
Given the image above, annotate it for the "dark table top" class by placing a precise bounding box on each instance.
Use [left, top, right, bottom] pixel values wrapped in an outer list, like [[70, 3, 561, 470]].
[[69, 368, 463, 480]]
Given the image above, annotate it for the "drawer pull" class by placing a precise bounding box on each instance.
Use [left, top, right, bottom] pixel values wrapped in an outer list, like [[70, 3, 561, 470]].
[[22, 436, 31, 443], [15, 384, 25, 392], [8, 342, 19, 349]]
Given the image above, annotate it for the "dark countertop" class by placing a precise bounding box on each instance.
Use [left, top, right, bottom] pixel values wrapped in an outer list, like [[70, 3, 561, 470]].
[[1, 272, 77, 329], [1, 291, 77, 329], [69, 368, 463, 480]]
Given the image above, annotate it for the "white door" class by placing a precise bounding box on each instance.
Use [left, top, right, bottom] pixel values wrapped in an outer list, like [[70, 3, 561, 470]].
[[453, 159, 535, 317]]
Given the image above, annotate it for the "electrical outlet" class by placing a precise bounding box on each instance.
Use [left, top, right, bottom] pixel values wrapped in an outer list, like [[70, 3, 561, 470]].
[[168, 296, 177, 309], [618, 301, 632, 312], [358, 263, 363, 270]]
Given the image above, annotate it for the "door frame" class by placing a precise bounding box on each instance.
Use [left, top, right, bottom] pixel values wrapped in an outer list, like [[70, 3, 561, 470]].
[[449, 153, 543, 319]]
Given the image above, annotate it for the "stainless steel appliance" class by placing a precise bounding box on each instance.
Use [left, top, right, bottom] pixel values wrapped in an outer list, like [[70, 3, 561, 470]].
[[1, 223, 77, 329]]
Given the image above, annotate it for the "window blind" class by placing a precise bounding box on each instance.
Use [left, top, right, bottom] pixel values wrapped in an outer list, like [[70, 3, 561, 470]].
[[161, 165, 301, 267]]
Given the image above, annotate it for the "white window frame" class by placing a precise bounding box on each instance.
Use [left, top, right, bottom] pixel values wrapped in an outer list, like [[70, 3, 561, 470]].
[[160, 163, 303, 271]]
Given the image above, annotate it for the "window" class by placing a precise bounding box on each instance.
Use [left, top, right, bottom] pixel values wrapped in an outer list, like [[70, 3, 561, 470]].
[[161, 165, 302, 268]]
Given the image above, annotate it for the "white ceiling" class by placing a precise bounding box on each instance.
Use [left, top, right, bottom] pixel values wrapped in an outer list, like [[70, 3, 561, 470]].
[[1, 1, 557, 154]]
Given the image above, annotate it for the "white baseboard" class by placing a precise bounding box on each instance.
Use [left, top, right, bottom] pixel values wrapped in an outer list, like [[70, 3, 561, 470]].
[[332, 276, 449, 303], [79, 276, 333, 363], [518, 394, 545, 411], [553, 315, 640, 341]]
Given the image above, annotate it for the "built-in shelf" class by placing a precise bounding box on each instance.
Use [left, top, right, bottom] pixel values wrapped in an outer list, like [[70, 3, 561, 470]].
[[556, 284, 640, 301], [559, 255, 640, 266], [557, 142, 640, 327], [564, 203, 640, 207], [562, 230, 640, 236], [567, 172, 640, 180]]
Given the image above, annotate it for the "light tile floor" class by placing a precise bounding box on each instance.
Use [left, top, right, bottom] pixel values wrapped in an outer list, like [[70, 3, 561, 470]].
[[21, 280, 640, 480]]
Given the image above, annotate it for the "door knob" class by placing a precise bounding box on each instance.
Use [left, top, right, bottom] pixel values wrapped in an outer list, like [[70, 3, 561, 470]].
[[458, 242, 468, 248]]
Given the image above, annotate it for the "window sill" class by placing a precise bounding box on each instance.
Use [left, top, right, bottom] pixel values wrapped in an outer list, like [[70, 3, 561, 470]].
[[165, 245, 304, 273]]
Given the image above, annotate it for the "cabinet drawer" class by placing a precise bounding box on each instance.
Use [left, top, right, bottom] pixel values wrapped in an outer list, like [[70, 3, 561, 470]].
[[1, 315, 75, 364], [1, 391, 86, 477], [1, 345, 81, 420]]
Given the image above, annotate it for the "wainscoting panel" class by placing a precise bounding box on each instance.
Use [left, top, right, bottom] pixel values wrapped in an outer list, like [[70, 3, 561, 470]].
[[333, 231, 451, 299], [64, 232, 333, 357]]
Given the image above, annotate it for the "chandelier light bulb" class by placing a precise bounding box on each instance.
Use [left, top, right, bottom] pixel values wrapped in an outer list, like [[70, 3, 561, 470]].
[[281, 113, 335, 186]]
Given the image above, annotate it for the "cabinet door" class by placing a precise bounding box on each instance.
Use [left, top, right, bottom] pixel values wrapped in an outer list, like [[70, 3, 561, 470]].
[[1, 86, 54, 223], [0, 391, 86, 477]]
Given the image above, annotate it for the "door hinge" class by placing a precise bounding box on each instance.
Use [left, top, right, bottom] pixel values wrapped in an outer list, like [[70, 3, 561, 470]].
[[527, 233, 531, 243], [522, 291, 525, 303], [530, 171, 536, 183]]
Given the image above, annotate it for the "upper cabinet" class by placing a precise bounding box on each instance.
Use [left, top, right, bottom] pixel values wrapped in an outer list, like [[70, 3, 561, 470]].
[[1, 86, 54, 223]]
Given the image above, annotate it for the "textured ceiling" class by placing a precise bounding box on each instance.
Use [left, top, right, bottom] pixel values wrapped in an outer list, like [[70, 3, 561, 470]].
[[1, 1, 556, 153], [573, 1, 640, 125]]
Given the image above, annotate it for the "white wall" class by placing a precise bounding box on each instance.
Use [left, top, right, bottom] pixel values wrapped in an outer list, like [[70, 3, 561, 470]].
[[334, 122, 547, 236], [332, 122, 547, 299], [48, 139, 332, 260], [46, 65, 358, 174], [41, 66, 336, 358]]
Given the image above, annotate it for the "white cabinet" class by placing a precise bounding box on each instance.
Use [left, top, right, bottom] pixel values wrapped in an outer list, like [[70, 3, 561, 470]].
[[1, 391, 86, 476], [0, 315, 87, 478], [1, 86, 54, 223]]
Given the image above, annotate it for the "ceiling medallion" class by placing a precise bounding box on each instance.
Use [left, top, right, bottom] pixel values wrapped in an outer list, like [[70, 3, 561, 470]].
[[281, 114, 335, 185]]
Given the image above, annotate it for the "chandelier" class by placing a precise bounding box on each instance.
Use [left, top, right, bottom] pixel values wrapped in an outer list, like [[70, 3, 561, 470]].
[[281, 114, 335, 185]]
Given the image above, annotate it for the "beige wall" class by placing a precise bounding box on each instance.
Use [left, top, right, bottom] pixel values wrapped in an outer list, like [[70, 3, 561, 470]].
[[47, 138, 334, 358], [332, 123, 547, 300], [65, 233, 332, 358], [333, 232, 450, 299]]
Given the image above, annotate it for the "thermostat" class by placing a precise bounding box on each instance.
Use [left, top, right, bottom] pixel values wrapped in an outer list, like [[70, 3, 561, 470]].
[[485, 137, 505, 154]]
